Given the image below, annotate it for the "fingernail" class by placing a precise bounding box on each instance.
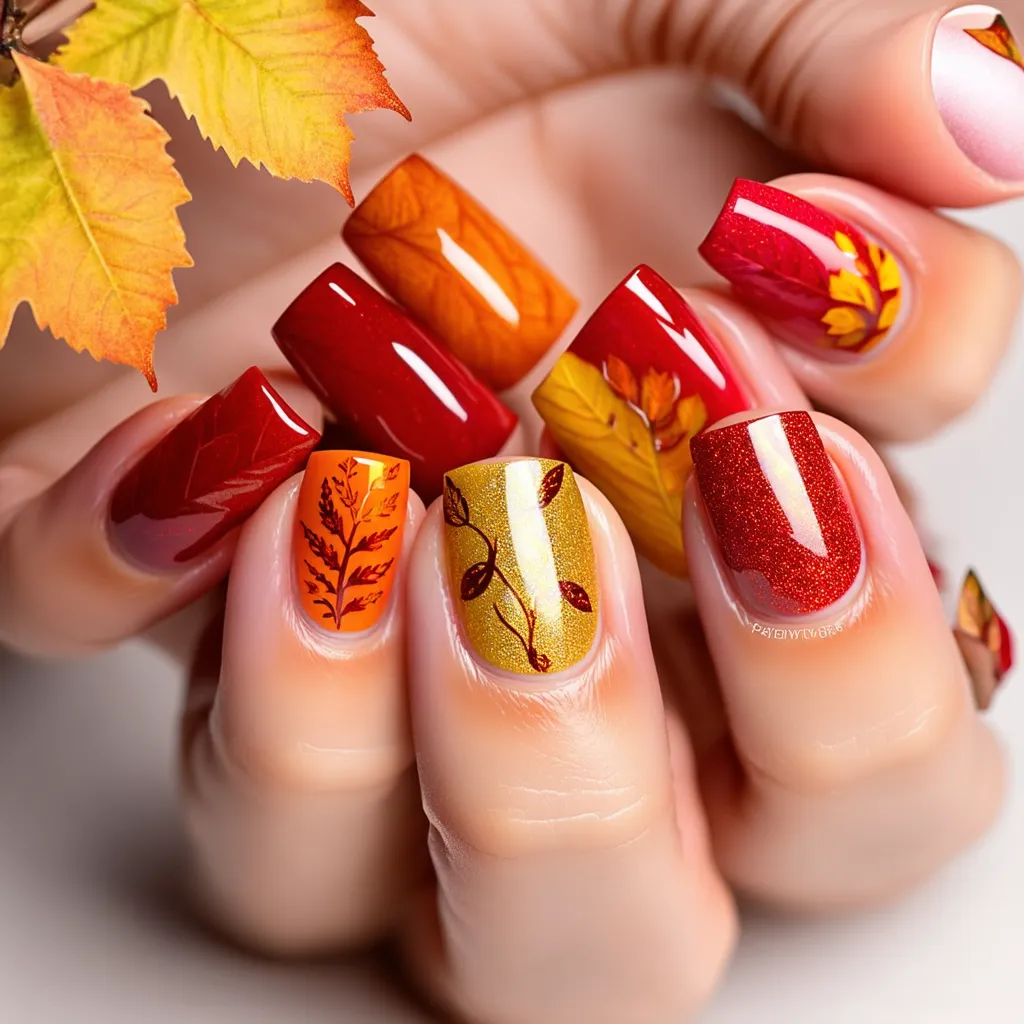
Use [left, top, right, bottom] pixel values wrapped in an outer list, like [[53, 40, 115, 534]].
[[442, 459, 598, 675], [955, 568, 1014, 710], [690, 411, 863, 618], [699, 180, 903, 358], [342, 154, 578, 390], [532, 265, 749, 577], [272, 263, 518, 503], [932, 7, 1024, 181], [110, 367, 320, 571], [294, 451, 409, 632]]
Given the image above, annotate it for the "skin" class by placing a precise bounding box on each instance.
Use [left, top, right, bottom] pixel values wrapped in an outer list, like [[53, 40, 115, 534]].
[[1, 1, 1022, 1019]]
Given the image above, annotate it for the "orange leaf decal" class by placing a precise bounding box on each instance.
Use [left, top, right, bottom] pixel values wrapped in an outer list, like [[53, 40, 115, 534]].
[[965, 15, 1024, 69], [640, 368, 677, 425], [56, 0, 409, 205], [605, 354, 639, 404], [0, 55, 191, 387]]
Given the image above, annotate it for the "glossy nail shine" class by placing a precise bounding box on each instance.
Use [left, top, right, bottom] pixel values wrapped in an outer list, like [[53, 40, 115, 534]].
[[690, 411, 862, 618], [272, 263, 517, 503], [700, 180, 902, 358], [343, 154, 578, 390], [110, 367, 320, 571], [533, 264, 749, 577]]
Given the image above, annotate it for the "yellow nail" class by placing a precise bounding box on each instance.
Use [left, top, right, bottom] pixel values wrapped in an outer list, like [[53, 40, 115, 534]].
[[443, 459, 598, 675]]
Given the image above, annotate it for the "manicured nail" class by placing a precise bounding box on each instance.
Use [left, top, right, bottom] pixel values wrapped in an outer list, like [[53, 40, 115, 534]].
[[932, 7, 1024, 181], [272, 263, 518, 503], [690, 411, 863, 618], [294, 451, 409, 632], [699, 180, 903, 358], [442, 459, 598, 675], [110, 367, 320, 571], [533, 264, 749, 577], [342, 154, 579, 390], [955, 568, 1014, 710]]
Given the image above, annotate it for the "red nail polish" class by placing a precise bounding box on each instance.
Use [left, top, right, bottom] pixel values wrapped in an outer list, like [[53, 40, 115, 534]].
[[699, 180, 903, 358], [109, 367, 320, 570], [533, 264, 750, 576], [272, 263, 518, 503], [690, 411, 863, 617]]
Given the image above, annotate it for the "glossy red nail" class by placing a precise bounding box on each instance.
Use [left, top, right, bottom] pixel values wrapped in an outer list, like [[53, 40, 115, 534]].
[[690, 411, 863, 618], [272, 263, 518, 503], [109, 367, 320, 571], [699, 180, 903, 358], [533, 264, 750, 576]]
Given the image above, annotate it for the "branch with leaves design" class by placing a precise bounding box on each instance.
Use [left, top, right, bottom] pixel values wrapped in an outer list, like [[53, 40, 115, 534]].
[[443, 465, 592, 673], [301, 457, 401, 629]]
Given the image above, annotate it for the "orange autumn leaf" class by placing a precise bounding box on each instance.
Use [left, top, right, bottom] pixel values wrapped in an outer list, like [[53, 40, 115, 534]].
[[0, 54, 191, 388], [639, 367, 677, 424], [966, 15, 1024, 69], [605, 353, 638, 404], [56, 0, 410, 205]]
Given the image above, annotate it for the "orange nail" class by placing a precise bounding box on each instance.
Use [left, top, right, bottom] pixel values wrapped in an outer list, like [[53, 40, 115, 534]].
[[342, 154, 578, 391], [294, 451, 409, 632]]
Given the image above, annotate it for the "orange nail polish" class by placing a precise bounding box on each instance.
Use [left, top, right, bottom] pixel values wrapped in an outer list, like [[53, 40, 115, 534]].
[[342, 154, 579, 391], [294, 451, 409, 632]]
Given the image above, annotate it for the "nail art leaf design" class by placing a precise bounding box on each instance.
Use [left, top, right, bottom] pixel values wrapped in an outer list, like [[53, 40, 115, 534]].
[[300, 457, 400, 629], [445, 469, 592, 673], [955, 569, 1015, 710], [537, 463, 565, 508], [558, 580, 593, 613], [821, 235, 901, 352], [532, 352, 705, 577], [966, 14, 1024, 68]]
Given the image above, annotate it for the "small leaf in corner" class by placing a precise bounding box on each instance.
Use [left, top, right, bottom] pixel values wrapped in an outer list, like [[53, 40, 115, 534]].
[[460, 560, 495, 601], [559, 580, 593, 613], [537, 463, 565, 508]]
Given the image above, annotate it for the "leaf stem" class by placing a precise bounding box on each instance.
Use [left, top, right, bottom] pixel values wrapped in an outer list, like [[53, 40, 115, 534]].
[[21, 0, 89, 47]]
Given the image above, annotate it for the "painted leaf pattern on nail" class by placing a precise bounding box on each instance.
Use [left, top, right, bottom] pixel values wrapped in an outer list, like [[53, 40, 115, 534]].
[[444, 470, 592, 674], [532, 351, 705, 577], [955, 569, 1014, 710], [966, 14, 1024, 68], [821, 233, 902, 353], [298, 454, 407, 631], [342, 154, 578, 390]]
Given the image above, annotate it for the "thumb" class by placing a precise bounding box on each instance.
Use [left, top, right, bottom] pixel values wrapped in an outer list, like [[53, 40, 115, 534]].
[[684, 0, 1024, 205]]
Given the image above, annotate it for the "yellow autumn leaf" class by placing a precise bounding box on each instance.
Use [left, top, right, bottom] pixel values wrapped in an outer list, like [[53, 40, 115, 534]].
[[821, 305, 866, 337], [0, 54, 191, 387], [532, 352, 690, 577], [869, 242, 901, 293], [56, 0, 410, 204], [834, 231, 859, 256], [877, 294, 901, 330], [828, 268, 877, 313]]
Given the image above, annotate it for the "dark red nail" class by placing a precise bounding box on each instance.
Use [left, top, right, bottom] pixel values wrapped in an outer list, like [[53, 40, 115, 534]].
[[690, 411, 863, 617], [532, 264, 750, 577], [699, 180, 904, 358], [109, 367, 320, 570], [272, 263, 518, 503]]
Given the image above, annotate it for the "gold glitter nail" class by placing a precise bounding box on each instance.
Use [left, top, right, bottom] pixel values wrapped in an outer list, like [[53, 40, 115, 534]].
[[442, 459, 598, 675]]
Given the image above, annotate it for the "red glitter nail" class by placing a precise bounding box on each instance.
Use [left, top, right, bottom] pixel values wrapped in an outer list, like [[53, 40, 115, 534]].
[[690, 410, 863, 617]]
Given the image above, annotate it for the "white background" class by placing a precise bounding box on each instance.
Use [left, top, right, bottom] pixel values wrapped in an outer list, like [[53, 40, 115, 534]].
[[2, 199, 1023, 1023]]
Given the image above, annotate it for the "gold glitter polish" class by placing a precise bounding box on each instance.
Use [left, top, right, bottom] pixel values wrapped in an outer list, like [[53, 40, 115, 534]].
[[442, 459, 598, 675]]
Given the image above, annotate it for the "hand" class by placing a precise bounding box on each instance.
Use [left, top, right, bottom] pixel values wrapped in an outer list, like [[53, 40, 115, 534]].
[[2, 2, 1018, 1020]]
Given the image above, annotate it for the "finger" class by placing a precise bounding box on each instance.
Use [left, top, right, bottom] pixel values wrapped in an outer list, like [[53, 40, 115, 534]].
[[531, 262, 808, 579], [402, 459, 735, 1024], [699, 174, 1021, 441], [0, 367, 319, 656], [272, 260, 527, 503], [684, 409, 1006, 908], [182, 450, 428, 955]]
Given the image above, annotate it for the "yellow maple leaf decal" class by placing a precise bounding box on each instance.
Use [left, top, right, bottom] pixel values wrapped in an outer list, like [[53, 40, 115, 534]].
[[533, 352, 705, 577], [56, 0, 410, 204], [0, 54, 191, 388]]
